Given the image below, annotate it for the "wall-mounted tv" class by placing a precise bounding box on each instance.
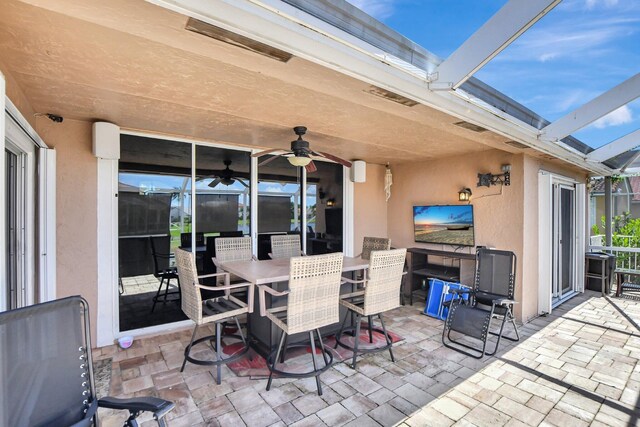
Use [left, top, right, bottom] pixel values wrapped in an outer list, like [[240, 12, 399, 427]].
[[413, 205, 475, 246]]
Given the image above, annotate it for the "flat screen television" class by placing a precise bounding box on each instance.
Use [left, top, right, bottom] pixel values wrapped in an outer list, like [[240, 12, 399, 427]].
[[413, 205, 475, 246]]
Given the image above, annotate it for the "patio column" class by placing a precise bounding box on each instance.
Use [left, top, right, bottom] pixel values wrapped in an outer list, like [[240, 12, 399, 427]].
[[605, 176, 612, 247]]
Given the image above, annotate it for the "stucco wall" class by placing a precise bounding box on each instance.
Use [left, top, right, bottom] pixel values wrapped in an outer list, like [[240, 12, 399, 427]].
[[387, 150, 527, 319], [2, 62, 100, 337], [354, 164, 388, 254], [0, 60, 35, 127], [35, 118, 99, 338]]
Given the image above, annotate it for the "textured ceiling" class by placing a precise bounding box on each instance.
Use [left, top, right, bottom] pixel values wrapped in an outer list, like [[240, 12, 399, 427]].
[[0, 0, 524, 164]]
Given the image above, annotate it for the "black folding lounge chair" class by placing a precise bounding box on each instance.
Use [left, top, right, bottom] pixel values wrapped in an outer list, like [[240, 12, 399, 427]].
[[0, 296, 174, 427], [442, 248, 520, 359]]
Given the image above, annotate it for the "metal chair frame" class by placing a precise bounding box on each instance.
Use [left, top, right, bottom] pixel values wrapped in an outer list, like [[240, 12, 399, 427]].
[[442, 248, 520, 359], [0, 297, 174, 427]]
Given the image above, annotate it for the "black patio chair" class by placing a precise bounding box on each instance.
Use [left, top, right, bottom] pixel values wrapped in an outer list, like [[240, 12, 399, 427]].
[[0, 296, 174, 427], [442, 248, 520, 359], [150, 236, 180, 313]]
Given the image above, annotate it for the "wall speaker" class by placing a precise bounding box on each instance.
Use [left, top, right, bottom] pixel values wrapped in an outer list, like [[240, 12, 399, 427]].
[[92, 122, 120, 160], [350, 160, 366, 183]]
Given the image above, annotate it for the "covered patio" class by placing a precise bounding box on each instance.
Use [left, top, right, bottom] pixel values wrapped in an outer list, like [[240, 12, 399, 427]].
[[94, 291, 640, 426]]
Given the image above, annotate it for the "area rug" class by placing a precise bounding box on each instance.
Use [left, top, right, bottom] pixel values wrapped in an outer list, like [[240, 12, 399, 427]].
[[226, 323, 404, 378]]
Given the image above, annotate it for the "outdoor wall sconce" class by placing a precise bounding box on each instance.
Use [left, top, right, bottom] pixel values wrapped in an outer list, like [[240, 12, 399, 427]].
[[458, 188, 472, 202], [326, 198, 336, 207], [477, 164, 511, 187]]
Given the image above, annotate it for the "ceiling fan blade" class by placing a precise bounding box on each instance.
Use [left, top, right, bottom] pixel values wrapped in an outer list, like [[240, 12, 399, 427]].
[[258, 155, 286, 167], [305, 161, 317, 173], [208, 178, 222, 188], [316, 151, 352, 168], [237, 178, 249, 188], [252, 148, 288, 158]]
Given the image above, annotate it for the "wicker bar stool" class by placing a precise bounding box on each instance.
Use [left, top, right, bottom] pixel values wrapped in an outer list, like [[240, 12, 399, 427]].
[[259, 252, 344, 395], [213, 236, 255, 282], [359, 237, 391, 259], [335, 248, 406, 369], [175, 248, 254, 384], [270, 234, 304, 259]]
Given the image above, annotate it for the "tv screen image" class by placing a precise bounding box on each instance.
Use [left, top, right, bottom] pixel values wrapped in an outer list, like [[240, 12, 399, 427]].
[[413, 205, 475, 246]]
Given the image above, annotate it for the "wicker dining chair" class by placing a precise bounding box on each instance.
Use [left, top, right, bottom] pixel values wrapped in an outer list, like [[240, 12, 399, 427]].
[[335, 248, 406, 368], [213, 236, 256, 287], [175, 248, 254, 384], [359, 237, 391, 260], [258, 253, 344, 395], [270, 234, 304, 259]]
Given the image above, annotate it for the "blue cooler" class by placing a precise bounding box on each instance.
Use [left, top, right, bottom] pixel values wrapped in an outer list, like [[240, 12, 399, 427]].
[[424, 279, 445, 318], [424, 279, 470, 320]]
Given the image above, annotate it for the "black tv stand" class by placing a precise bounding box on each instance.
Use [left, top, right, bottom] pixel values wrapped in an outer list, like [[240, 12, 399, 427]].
[[405, 247, 476, 305]]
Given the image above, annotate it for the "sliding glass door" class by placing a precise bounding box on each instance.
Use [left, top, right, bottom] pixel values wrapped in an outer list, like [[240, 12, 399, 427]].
[[117, 133, 345, 333]]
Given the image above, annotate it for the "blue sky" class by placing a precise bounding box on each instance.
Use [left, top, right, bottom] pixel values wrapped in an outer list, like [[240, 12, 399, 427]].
[[348, 0, 639, 149]]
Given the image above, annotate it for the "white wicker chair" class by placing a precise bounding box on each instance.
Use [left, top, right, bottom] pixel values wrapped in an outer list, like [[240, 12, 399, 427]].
[[335, 248, 406, 368], [359, 237, 391, 260], [213, 236, 255, 285], [270, 234, 304, 259], [175, 248, 254, 384], [258, 252, 344, 395]]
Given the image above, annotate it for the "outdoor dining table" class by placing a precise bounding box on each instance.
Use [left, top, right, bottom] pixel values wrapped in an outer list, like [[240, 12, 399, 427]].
[[219, 256, 369, 357]]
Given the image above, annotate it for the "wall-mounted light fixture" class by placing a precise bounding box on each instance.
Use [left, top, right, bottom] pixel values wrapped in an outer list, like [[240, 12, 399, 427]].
[[326, 198, 336, 207], [458, 188, 472, 202], [477, 164, 511, 187]]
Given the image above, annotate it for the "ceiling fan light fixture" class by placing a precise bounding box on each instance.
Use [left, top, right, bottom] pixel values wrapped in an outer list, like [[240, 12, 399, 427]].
[[288, 156, 312, 167]]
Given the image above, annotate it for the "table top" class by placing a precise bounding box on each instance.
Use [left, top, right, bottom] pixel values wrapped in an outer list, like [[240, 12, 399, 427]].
[[219, 256, 369, 285]]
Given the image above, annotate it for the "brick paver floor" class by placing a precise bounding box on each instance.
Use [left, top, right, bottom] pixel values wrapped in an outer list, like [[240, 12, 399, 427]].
[[96, 291, 640, 426]]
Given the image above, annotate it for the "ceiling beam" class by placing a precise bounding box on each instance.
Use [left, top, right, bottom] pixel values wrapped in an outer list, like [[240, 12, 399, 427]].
[[429, 0, 560, 90], [586, 129, 640, 162], [541, 73, 640, 142]]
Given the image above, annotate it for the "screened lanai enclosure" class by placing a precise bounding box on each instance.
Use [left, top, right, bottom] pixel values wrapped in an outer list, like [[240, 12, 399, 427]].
[[117, 134, 344, 331]]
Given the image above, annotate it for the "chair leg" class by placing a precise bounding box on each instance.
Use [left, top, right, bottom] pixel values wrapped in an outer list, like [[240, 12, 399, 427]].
[[334, 311, 349, 349], [280, 335, 288, 364], [367, 316, 374, 343], [234, 317, 247, 346], [378, 313, 395, 362], [351, 314, 361, 369], [215, 323, 223, 385], [316, 329, 330, 366], [151, 277, 165, 313], [181, 324, 199, 372], [267, 331, 286, 391], [309, 331, 322, 395]]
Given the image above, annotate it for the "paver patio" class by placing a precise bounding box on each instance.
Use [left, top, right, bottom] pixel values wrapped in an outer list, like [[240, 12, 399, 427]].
[[96, 291, 640, 426]]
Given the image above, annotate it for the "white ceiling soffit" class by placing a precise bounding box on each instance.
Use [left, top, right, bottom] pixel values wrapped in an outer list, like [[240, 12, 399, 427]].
[[146, 0, 612, 175], [587, 129, 640, 163], [541, 73, 640, 143], [429, 0, 560, 90]]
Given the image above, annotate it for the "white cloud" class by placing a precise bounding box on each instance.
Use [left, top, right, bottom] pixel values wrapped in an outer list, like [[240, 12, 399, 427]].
[[592, 105, 633, 129], [586, 0, 619, 10], [347, 0, 397, 19]]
